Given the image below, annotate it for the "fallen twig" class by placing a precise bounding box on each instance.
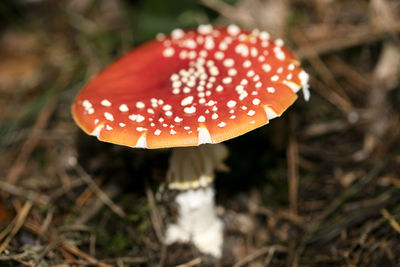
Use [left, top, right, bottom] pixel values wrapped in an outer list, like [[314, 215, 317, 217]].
[[6, 99, 58, 185], [0, 181, 50, 206], [0, 201, 33, 253], [174, 257, 202, 267], [75, 164, 126, 218], [381, 208, 400, 235], [294, 22, 400, 59], [317, 161, 386, 221], [233, 245, 287, 267]]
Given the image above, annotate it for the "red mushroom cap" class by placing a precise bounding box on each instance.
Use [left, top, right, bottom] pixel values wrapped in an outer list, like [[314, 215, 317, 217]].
[[72, 25, 309, 149]]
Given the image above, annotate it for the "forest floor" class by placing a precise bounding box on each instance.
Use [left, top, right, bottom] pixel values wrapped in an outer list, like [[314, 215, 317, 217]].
[[1, 0, 400, 266]]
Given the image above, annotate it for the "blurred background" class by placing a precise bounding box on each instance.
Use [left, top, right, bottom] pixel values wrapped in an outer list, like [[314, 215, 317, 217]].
[[1, 0, 400, 266]]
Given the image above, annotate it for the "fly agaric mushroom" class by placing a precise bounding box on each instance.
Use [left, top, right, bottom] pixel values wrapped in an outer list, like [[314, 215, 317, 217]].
[[72, 24, 309, 258]]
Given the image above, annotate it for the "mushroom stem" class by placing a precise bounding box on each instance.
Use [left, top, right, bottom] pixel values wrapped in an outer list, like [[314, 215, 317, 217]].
[[165, 143, 228, 258], [165, 186, 223, 258]]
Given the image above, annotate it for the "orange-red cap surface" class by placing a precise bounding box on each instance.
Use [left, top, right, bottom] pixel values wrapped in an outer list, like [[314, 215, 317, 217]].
[[72, 25, 309, 149]]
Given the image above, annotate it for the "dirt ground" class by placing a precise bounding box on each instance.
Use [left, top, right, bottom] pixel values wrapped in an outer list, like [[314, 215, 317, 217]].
[[1, 0, 400, 266]]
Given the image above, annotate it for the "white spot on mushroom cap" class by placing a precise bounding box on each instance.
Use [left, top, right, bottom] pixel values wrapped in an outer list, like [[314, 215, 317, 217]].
[[247, 110, 256, 116], [259, 31, 270, 40], [198, 24, 213, 34], [185, 39, 197, 49], [214, 51, 224, 60], [104, 112, 114, 121], [227, 100, 237, 108], [179, 50, 188, 60], [252, 98, 261, 105], [247, 70, 255, 77], [184, 106, 196, 114], [239, 91, 248, 101], [227, 24, 240, 36], [204, 37, 215, 50], [223, 58, 234, 67], [219, 42, 228, 51], [163, 47, 175, 57], [199, 50, 207, 58], [163, 104, 172, 111], [101, 99, 111, 107], [275, 50, 285, 60], [228, 68, 237, 76], [243, 60, 251, 68], [267, 87, 276, 93], [119, 104, 129, 112], [181, 96, 194, 106], [170, 73, 179, 81], [206, 100, 216, 106], [250, 47, 258, 57], [275, 38, 284, 46], [136, 101, 145, 109], [83, 100, 92, 108], [137, 115, 145, 122], [216, 85, 223, 92], [172, 80, 182, 88], [223, 77, 232, 84], [271, 75, 279, 82], [235, 44, 249, 57], [171, 28, 184, 39], [262, 64, 271, 72], [209, 66, 219, 76], [198, 115, 206, 122]]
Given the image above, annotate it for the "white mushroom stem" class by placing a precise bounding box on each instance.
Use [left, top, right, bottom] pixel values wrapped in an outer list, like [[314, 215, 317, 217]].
[[165, 186, 223, 258], [165, 143, 228, 258]]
